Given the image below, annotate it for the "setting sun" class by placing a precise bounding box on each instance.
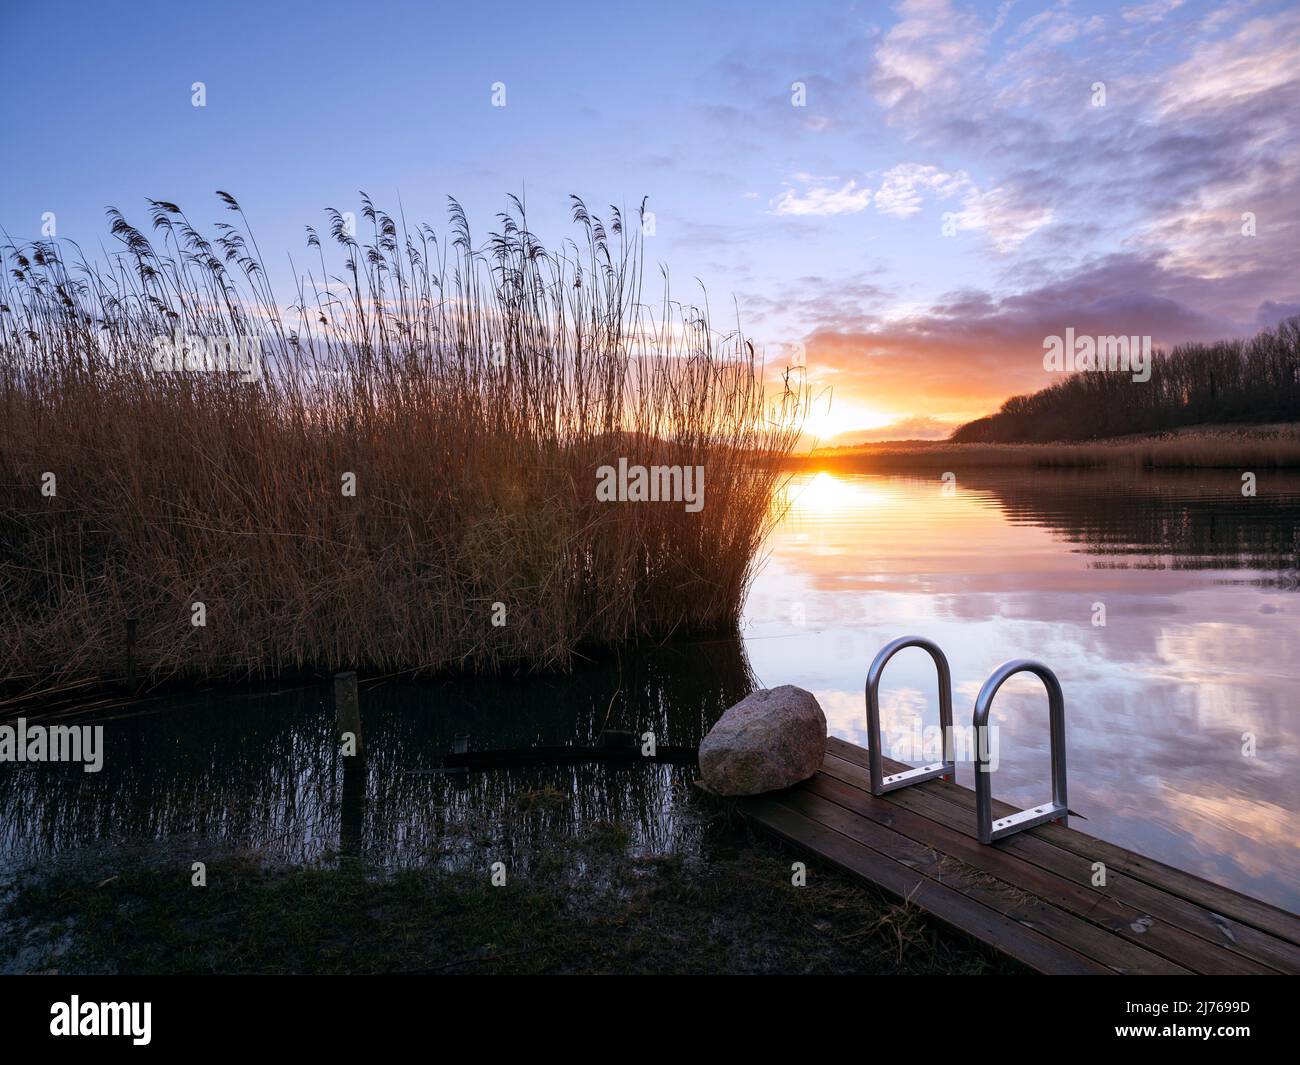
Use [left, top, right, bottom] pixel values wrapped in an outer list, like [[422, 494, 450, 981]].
[[798, 397, 897, 447]]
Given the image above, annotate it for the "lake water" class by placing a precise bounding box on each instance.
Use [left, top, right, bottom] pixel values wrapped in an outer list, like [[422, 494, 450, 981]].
[[748, 468, 1300, 910], [2, 468, 1297, 911]]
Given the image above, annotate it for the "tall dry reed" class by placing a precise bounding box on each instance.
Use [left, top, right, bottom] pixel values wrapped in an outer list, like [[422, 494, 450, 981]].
[[0, 193, 805, 690]]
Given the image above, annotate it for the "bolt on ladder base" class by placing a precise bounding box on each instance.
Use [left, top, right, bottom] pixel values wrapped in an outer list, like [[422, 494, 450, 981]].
[[878, 761, 952, 793], [983, 800, 1068, 843]]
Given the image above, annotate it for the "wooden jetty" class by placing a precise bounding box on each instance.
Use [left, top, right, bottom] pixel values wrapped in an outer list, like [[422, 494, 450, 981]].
[[738, 735, 1300, 974]]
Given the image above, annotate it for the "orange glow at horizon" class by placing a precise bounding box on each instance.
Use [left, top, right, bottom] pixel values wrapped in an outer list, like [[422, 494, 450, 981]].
[[773, 330, 1069, 444], [798, 397, 897, 444], [778, 363, 1005, 447]]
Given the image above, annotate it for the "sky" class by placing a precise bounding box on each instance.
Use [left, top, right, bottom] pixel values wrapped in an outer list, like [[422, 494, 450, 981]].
[[2, 0, 1297, 442]]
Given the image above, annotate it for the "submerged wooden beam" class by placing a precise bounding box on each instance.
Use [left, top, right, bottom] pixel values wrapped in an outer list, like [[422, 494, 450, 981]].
[[443, 743, 697, 770]]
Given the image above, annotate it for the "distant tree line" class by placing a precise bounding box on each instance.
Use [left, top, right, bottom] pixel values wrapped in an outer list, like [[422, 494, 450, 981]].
[[951, 317, 1300, 443]]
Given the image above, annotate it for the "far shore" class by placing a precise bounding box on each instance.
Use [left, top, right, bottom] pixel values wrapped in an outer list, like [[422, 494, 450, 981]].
[[791, 422, 1300, 472]]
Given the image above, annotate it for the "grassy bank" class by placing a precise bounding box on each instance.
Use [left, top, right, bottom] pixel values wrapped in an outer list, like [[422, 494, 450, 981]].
[[796, 424, 1300, 472], [0, 194, 805, 692], [2, 819, 1017, 975]]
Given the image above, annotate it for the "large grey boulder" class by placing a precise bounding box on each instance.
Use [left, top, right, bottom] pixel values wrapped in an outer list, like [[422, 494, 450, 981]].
[[699, 686, 827, 796]]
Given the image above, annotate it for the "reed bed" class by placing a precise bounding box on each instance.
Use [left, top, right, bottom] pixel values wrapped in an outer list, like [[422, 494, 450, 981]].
[[0, 193, 805, 690], [799, 426, 1300, 472]]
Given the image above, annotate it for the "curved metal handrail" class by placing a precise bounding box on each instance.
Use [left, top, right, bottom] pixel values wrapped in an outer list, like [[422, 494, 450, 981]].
[[973, 659, 1069, 844], [865, 636, 955, 796]]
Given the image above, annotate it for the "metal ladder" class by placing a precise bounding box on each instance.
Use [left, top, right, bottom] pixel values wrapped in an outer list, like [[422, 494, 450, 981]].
[[864, 636, 955, 796], [972, 659, 1068, 843], [865, 637, 1069, 845]]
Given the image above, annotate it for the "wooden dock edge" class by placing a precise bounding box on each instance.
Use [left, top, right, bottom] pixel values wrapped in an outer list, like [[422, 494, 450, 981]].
[[728, 737, 1300, 975]]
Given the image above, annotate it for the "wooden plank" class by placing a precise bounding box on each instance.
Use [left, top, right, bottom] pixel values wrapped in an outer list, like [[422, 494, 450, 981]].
[[820, 753, 1299, 973], [805, 770, 1267, 974], [821, 749, 1297, 965], [778, 784, 1187, 973], [741, 795, 1111, 974], [825, 736, 1300, 961]]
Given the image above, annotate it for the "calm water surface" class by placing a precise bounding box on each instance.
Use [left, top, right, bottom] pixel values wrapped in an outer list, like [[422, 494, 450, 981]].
[[2, 468, 1297, 910], [749, 469, 1299, 910]]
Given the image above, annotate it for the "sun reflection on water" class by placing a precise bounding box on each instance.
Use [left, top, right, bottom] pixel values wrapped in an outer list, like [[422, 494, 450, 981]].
[[744, 469, 1300, 910]]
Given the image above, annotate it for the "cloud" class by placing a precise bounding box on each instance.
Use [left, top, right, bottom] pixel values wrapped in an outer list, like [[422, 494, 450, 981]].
[[1257, 301, 1300, 327], [1122, 0, 1185, 25], [827, 414, 958, 444], [865, 2, 1300, 276], [1125, 14, 1300, 311], [793, 248, 1269, 428], [1156, 11, 1300, 115], [773, 161, 1056, 253], [951, 184, 1055, 251], [872, 0, 987, 115], [991, 1, 1017, 34], [741, 275, 894, 336], [773, 162, 974, 223], [873, 162, 969, 217], [773, 179, 873, 216], [1006, 4, 1104, 47]]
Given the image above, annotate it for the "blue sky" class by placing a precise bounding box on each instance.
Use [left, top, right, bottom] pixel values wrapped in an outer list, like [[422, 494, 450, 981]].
[[2, 0, 1296, 439]]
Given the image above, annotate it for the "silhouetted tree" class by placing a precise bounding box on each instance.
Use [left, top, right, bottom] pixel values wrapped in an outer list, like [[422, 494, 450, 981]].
[[951, 318, 1300, 443]]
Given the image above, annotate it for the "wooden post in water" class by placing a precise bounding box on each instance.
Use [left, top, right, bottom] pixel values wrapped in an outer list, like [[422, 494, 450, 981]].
[[339, 742, 367, 856], [334, 671, 363, 760], [334, 671, 366, 855]]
